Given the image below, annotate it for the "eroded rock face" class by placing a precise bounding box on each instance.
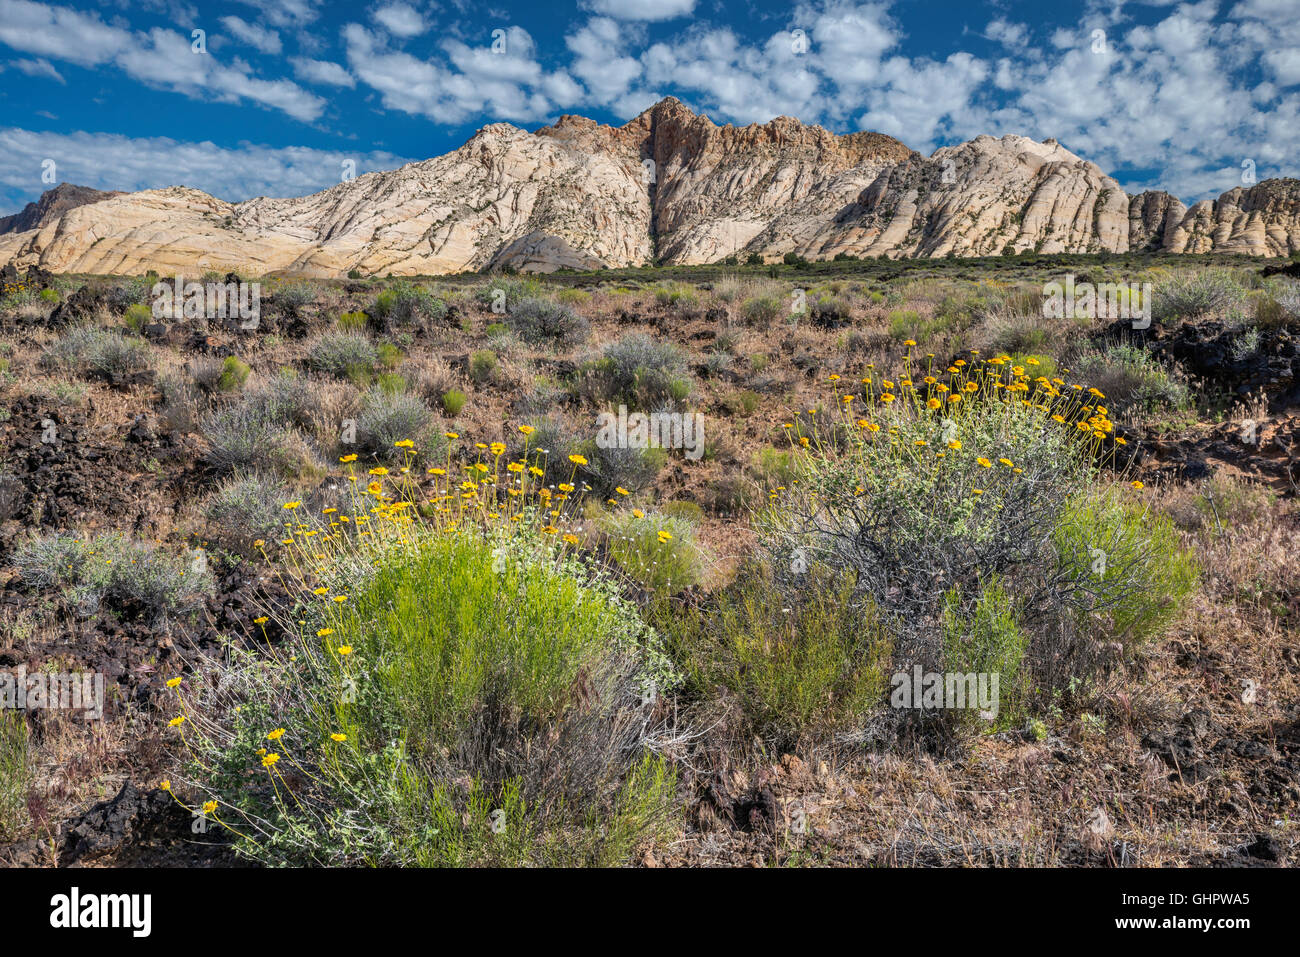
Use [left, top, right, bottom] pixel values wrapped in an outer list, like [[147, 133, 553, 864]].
[[0, 182, 124, 235], [1162, 180, 1300, 257], [814, 135, 1134, 259], [1128, 190, 1188, 252], [1, 100, 1297, 276]]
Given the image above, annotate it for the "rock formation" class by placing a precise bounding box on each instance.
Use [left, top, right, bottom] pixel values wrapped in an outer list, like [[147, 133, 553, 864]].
[[0, 98, 1296, 276]]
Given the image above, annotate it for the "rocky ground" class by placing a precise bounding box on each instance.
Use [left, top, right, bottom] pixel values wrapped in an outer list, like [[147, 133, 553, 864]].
[[0, 256, 1296, 867]]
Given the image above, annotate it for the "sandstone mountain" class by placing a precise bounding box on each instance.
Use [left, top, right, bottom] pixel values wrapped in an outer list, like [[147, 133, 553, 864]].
[[0, 98, 1296, 276], [0, 182, 123, 237]]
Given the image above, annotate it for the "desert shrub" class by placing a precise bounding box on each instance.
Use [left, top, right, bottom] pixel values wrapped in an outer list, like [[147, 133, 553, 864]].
[[505, 297, 588, 347], [41, 327, 151, 379], [371, 281, 447, 331], [556, 288, 590, 305], [178, 520, 678, 866], [376, 343, 403, 370], [357, 388, 435, 460], [441, 389, 467, 415], [375, 372, 407, 396], [1048, 489, 1197, 689], [660, 562, 891, 748], [757, 354, 1187, 726], [703, 350, 733, 377], [741, 295, 782, 327], [307, 331, 378, 380], [1070, 343, 1190, 417], [811, 295, 852, 328], [475, 276, 544, 310], [217, 356, 251, 392], [659, 500, 704, 524], [940, 577, 1029, 729], [202, 473, 291, 549], [654, 282, 698, 310], [586, 443, 666, 497], [337, 311, 369, 332], [402, 354, 456, 402], [980, 305, 1052, 356], [1176, 474, 1276, 533], [1152, 269, 1245, 323], [1272, 280, 1300, 323], [584, 334, 688, 409], [719, 389, 760, 416], [751, 447, 800, 489], [124, 302, 152, 333], [201, 375, 325, 478], [0, 712, 29, 841], [707, 475, 756, 515], [469, 349, 498, 384], [274, 282, 318, 314], [14, 532, 213, 623], [602, 511, 704, 594]]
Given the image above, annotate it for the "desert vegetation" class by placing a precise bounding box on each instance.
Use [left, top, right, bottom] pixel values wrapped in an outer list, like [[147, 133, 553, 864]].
[[0, 252, 1297, 868]]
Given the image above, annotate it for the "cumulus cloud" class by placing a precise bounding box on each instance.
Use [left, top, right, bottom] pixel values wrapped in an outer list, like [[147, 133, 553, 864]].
[[2, 0, 1297, 207], [8, 57, 64, 83], [218, 16, 283, 55], [0, 0, 324, 121], [0, 127, 412, 211], [580, 0, 696, 22], [372, 2, 427, 37], [291, 57, 356, 88]]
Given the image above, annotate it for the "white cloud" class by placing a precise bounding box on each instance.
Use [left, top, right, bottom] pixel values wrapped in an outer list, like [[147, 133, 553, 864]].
[[218, 16, 283, 55], [0, 0, 325, 122], [291, 57, 356, 88], [9, 57, 64, 83], [0, 126, 412, 208], [231, 0, 321, 28], [580, 0, 695, 22], [372, 2, 427, 38]]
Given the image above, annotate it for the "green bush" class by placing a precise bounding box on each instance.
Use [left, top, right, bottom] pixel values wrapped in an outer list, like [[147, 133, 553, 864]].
[[741, 295, 782, 327], [338, 311, 369, 332], [469, 349, 498, 384], [307, 332, 377, 379], [661, 563, 891, 748], [217, 356, 251, 392], [371, 281, 448, 331], [475, 277, 544, 310], [376, 343, 403, 370], [182, 525, 678, 866], [124, 302, 152, 333], [0, 711, 29, 842], [441, 389, 467, 415], [941, 577, 1028, 729], [602, 511, 704, 594], [1052, 489, 1197, 653], [654, 282, 698, 310]]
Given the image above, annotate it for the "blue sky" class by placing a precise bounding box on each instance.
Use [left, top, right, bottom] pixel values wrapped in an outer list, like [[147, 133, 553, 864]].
[[1, 0, 1297, 216]]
